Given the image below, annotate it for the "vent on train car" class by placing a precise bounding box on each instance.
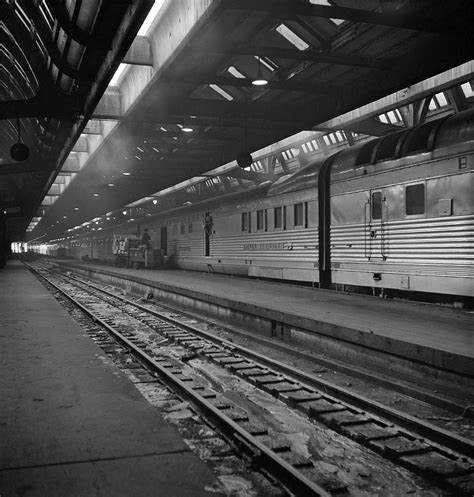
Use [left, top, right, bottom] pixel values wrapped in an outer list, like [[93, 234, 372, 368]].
[[374, 130, 406, 162], [354, 139, 378, 166], [401, 118, 447, 155]]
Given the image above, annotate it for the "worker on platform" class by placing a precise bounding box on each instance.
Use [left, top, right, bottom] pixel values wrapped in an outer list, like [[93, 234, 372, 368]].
[[141, 228, 152, 249]]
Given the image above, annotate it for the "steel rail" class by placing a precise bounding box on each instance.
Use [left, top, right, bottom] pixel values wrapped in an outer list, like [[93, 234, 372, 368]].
[[30, 265, 331, 497], [65, 271, 474, 459]]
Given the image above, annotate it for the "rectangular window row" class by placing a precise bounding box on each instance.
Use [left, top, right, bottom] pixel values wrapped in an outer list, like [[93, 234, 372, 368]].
[[180, 223, 194, 234], [242, 203, 308, 232]]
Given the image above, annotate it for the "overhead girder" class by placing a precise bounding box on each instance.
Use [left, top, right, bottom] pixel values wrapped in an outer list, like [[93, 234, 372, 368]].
[[341, 118, 400, 137], [163, 74, 336, 95], [224, 0, 458, 33], [135, 98, 321, 127], [448, 86, 470, 112], [189, 44, 388, 70], [124, 127, 240, 143], [92, 105, 307, 132], [317, 61, 474, 132]]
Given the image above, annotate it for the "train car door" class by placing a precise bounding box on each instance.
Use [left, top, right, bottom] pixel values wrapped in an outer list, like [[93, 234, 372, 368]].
[[364, 190, 386, 260], [160, 226, 167, 255], [204, 212, 213, 257]]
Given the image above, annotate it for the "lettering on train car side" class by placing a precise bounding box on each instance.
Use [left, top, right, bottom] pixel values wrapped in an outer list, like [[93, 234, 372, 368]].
[[243, 242, 284, 251]]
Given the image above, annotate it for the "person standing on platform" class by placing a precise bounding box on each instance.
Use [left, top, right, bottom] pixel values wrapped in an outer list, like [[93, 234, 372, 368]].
[[141, 228, 152, 249]]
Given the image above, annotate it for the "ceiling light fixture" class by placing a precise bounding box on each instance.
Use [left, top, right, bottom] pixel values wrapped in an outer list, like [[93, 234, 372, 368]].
[[122, 172, 131, 176], [181, 126, 193, 133], [252, 57, 268, 86], [93, 193, 99, 197], [108, 183, 115, 187], [152, 199, 158, 205], [10, 118, 30, 162]]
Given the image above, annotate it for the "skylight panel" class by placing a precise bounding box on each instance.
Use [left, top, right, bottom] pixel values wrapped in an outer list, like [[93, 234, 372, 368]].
[[461, 82, 473, 97], [209, 84, 234, 101], [309, 0, 344, 25], [276, 24, 309, 51], [435, 92, 448, 107], [387, 110, 398, 124], [228, 66, 246, 78], [137, 0, 165, 37], [254, 56, 278, 72]]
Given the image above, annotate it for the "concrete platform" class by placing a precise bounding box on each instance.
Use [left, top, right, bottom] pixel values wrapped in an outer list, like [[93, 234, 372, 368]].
[[0, 260, 222, 497], [53, 260, 473, 378]]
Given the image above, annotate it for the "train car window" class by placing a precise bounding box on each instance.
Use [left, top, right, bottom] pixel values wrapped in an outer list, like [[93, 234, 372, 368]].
[[188, 223, 193, 233], [180, 223, 185, 234], [294, 203, 304, 226], [257, 209, 265, 230], [274, 207, 282, 228], [241, 212, 248, 232], [371, 192, 382, 220], [406, 184, 425, 215]]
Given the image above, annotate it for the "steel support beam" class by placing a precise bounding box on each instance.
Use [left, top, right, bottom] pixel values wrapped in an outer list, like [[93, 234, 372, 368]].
[[163, 75, 335, 95], [223, 0, 454, 33], [190, 44, 387, 70], [342, 118, 401, 137], [317, 61, 474, 131]]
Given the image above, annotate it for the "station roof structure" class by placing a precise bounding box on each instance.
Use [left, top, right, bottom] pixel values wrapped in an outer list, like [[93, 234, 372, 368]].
[[0, 0, 473, 243]]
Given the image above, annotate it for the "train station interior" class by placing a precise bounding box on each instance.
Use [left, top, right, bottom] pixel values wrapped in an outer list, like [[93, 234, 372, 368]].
[[1, 1, 473, 496]]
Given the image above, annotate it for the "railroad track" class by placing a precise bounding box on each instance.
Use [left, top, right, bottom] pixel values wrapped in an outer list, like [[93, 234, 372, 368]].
[[28, 262, 474, 496]]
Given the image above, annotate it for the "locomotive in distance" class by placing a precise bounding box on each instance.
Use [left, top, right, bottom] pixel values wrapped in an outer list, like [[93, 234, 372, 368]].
[[53, 109, 474, 303]]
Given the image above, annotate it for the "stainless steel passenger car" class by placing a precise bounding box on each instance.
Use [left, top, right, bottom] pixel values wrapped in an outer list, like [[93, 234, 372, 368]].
[[325, 111, 473, 297]]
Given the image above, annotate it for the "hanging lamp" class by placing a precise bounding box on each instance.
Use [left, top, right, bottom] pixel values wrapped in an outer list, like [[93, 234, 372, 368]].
[[10, 118, 30, 162], [252, 56, 268, 86]]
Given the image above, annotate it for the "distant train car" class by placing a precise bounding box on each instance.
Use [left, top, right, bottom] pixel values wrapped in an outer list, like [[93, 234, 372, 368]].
[[67, 110, 473, 301]]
